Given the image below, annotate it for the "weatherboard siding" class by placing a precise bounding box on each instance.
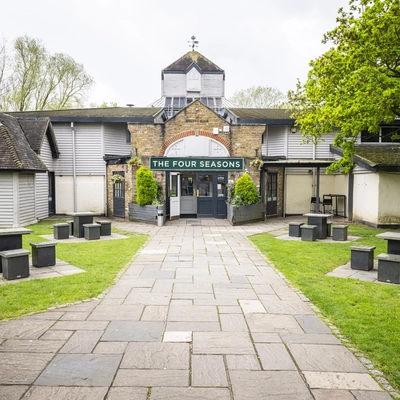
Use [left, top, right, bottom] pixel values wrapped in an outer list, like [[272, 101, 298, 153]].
[[104, 123, 132, 155], [18, 174, 36, 226], [35, 173, 49, 221], [0, 174, 15, 227]]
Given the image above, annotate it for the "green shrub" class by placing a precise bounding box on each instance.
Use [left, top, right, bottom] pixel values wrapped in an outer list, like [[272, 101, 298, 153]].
[[233, 173, 260, 205], [136, 166, 157, 206], [152, 180, 165, 205]]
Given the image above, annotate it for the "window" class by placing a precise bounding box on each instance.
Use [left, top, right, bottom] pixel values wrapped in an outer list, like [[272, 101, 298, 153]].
[[361, 127, 400, 143]]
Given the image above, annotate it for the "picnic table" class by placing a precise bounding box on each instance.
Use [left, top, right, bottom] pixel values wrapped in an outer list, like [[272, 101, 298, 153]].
[[376, 232, 400, 255], [66, 212, 96, 238], [303, 213, 332, 240], [0, 228, 33, 272]]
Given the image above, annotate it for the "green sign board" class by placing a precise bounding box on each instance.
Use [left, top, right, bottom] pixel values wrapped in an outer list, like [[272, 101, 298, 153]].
[[150, 157, 244, 171]]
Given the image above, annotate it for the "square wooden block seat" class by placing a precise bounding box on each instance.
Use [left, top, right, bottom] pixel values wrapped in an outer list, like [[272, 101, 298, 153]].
[[53, 223, 70, 240], [289, 222, 304, 237], [30, 242, 57, 267], [301, 225, 317, 241], [350, 245, 376, 271], [95, 220, 112, 236], [377, 253, 400, 284], [332, 225, 348, 241], [83, 224, 101, 240], [0, 249, 30, 280]]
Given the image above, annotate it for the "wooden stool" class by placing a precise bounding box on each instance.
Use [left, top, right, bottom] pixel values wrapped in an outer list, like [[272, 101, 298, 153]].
[[0, 249, 30, 280], [30, 242, 57, 267], [350, 245, 375, 271]]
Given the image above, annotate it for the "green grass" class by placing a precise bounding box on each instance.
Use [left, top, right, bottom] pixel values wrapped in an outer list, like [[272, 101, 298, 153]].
[[0, 220, 148, 321], [250, 224, 400, 392]]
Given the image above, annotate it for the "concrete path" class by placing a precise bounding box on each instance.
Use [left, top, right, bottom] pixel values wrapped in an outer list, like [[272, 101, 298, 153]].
[[0, 218, 395, 400]]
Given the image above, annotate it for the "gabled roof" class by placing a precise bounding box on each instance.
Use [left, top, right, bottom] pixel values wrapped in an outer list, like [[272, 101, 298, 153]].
[[0, 113, 47, 172], [17, 117, 60, 158], [330, 144, 400, 172], [8, 107, 163, 123], [163, 51, 224, 73]]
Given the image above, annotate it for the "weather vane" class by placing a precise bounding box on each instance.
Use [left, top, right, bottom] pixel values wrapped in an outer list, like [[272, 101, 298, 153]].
[[188, 35, 199, 51]]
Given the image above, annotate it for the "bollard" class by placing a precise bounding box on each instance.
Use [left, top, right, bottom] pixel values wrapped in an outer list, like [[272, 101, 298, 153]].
[[157, 209, 164, 227]]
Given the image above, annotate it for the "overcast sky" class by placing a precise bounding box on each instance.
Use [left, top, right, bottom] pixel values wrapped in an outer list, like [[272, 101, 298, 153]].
[[2, 0, 349, 108]]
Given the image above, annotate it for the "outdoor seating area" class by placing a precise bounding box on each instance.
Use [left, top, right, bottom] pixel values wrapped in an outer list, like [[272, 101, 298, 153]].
[[376, 232, 400, 284], [52, 216, 112, 241]]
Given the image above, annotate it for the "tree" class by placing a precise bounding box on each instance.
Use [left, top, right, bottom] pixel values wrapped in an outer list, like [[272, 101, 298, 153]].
[[288, 0, 400, 173], [229, 85, 287, 108], [1, 35, 94, 111]]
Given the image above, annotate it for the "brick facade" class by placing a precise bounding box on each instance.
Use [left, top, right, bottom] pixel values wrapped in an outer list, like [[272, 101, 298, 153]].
[[109, 101, 267, 219]]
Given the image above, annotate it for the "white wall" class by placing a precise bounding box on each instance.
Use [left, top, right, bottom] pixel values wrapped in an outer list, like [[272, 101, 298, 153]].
[[55, 175, 105, 214], [353, 172, 379, 225], [378, 173, 400, 225]]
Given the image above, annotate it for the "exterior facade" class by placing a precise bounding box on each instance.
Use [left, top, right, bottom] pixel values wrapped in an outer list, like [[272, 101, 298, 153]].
[[2, 50, 400, 228]]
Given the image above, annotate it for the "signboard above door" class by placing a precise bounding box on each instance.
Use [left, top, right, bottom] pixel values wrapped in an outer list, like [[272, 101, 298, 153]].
[[150, 157, 244, 171]]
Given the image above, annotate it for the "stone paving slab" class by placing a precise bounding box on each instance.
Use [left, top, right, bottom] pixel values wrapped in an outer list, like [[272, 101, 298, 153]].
[[0, 217, 396, 399]]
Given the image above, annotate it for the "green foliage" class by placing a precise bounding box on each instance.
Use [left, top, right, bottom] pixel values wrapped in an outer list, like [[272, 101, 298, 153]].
[[232, 173, 260, 205], [288, 0, 400, 173], [250, 224, 400, 391], [1, 35, 94, 111], [152, 180, 165, 205], [136, 166, 157, 206], [227, 181, 236, 204], [229, 85, 287, 108]]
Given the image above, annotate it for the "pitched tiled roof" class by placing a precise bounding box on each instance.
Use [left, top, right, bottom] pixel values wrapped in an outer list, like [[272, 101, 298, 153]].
[[0, 113, 47, 172], [163, 51, 223, 72], [17, 117, 60, 158], [8, 107, 163, 123]]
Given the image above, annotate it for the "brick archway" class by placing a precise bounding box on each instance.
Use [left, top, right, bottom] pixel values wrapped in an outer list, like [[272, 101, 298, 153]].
[[159, 130, 233, 156]]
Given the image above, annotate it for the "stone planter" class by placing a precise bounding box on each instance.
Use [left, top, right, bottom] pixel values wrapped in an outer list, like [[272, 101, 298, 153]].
[[129, 203, 166, 225], [227, 202, 265, 226]]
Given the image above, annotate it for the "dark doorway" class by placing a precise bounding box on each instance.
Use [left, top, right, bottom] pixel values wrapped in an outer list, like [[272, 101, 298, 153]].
[[196, 171, 227, 218], [113, 171, 125, 218], [266, 172, 277, 216], [48, 172, 55, 215]]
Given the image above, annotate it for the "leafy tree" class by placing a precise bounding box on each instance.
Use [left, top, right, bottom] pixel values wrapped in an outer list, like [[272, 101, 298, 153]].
[[229, 85, 287, 108], [288, 0, 400, 173], [1, 35, 94, 111], [136, 166, 157, 206]]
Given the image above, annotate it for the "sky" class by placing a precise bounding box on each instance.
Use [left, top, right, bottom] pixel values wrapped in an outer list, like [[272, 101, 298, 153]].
[[1, 0, 350, 108]]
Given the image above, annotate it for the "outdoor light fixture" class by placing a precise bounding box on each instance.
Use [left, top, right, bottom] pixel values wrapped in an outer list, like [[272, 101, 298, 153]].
[[290, 126, 297, 133]]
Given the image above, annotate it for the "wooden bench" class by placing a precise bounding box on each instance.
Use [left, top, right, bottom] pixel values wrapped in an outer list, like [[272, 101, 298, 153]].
[[53, 223, 70, 240], [30, 242, 57, 267], [289, 222, 304, 237], [0, 249, 30, 280], [95, 220, 112, 236], [83, 224, 101, 240], [350, 245, 375, 271], [301, 225, 317, 241], [377, 253, 400, 284], [332, 225, 348, 241]]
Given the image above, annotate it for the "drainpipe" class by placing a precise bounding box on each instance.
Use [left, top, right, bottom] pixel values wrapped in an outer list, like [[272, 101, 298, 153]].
[[71, 122, 77, 213], [348, 171, 354, 221]]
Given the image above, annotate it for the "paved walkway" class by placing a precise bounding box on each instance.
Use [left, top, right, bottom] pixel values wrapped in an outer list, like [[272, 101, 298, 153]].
[[0, 218, 395, 400]]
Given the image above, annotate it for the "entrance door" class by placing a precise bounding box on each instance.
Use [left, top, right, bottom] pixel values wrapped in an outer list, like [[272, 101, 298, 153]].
[[169, 172, 180, 220], [48, 172, 55, 216], [197, 172, 227, 218], [180, 173, 197, 216], [266, 172, 277, 216], [113, 171, 125, 218]]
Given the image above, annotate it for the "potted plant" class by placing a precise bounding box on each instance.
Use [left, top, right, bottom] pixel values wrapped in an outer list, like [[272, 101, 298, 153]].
[[129, 166, 165, 224], [111, 173, 125, 184], [227, 173, 265, 225], [127, 156, 142, 168], [249, 158, 263, 170]]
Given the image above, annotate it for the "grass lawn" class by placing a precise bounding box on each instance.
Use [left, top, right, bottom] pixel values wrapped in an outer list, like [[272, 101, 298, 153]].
[[250, 223, 400, 392], [0, 220, 148, 321]]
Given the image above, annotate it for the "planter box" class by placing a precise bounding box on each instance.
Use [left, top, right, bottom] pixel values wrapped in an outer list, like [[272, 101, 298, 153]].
[[129, 203, 166, 225], [227, 202, 265, 226]]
